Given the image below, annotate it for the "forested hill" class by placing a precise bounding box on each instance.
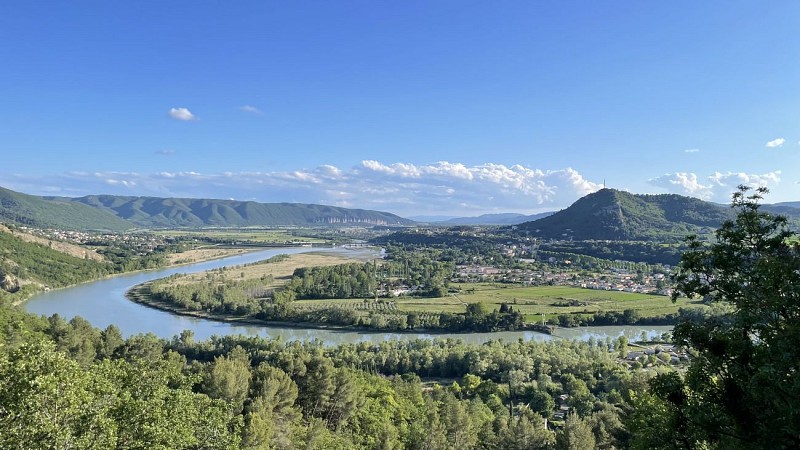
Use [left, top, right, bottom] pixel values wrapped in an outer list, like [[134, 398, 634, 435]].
[[761, 203, 800, 218], [72, 195, 414, 227], [517, 188, 735, 241], [0, 186, 414, 229], [0, 187, 133, 231]]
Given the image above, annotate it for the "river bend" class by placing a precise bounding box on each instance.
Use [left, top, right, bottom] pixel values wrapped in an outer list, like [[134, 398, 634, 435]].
[[24, 247, 672, 345]]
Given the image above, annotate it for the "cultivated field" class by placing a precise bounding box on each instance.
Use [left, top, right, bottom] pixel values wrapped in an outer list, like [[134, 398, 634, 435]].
[[291, 283, 703, 321], [448, 283, 702, 319]]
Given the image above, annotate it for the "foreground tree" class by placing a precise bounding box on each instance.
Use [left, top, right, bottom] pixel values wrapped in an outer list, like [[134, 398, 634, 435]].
[[0, 340, 116, 449], [639, 186, 800, 449], [556, 412, 595, 450]]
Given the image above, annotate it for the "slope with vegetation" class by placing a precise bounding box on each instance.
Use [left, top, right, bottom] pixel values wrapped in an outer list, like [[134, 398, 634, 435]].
[[0, 185, 415, 230], [0, 224, 199, 302], [72, 194, 414, 228], [0, 187, 132, 231], [0, 229, 114, 301], [517, 188, 734, 241]]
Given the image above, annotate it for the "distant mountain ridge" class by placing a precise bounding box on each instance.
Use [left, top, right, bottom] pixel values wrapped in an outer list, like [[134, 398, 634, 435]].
[[436, 212, 554, 226], [0, 187, 414, 230], [772, 201, 800, 208], [761, 202, 800, 218], [72, 195, 414, 228], [518, 189, 800, 241], [408, 215, 459, 222]]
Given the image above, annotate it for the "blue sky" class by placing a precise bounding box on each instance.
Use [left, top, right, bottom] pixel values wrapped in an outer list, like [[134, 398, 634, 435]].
[[2, 1, 798, 216]]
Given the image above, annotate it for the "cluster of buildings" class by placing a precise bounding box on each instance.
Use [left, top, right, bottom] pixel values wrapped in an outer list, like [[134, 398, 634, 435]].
[[16, 226, 168, 253], [623, 345, 689, 367], [578, 271, 673, 296], [454, 263, 673, 297]]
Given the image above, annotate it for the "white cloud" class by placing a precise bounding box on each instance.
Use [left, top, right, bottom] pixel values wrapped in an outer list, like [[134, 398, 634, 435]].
[[104, 178, 136, 187], [4, 161, 604, 216], [156, 149, 175, 155], [239, 105, 262, 115], [766, 138, 785, 148], [357, 161, 601, 207], [684, 148, 700, 153], [649, 170, 781, 201], [168, 107, 197, 121], [708, 171, 781, 187], [649, 172, 712, 199]]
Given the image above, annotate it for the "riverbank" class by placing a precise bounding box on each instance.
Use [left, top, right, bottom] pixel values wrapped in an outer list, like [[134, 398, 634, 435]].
[[9, 245, 264, 307]]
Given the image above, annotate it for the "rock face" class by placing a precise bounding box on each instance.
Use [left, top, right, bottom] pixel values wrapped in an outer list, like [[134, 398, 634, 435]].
[[0, 272, 20, 293]]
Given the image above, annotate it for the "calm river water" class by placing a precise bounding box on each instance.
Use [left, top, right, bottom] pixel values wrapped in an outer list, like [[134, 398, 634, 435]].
[[24, 247, 672, 345]]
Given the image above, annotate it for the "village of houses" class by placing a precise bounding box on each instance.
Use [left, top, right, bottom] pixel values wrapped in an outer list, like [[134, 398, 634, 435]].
[[453, 241, 674, 298], [15, 225, 170, 255]]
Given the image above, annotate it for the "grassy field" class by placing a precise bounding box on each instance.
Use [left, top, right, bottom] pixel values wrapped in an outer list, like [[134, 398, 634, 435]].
[[449, 283, 701, 319], [291, 283, 702, 320], [164, 251, 375, 289]]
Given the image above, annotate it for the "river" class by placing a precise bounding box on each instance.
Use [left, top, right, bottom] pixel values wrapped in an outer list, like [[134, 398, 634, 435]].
[[24, 247, 673, 345]]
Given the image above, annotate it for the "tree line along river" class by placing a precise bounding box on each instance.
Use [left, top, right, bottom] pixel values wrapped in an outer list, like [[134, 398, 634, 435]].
[[24, 247, 672, 345]]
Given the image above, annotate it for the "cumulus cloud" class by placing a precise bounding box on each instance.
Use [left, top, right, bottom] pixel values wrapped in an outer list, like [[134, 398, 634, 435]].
[[649, 170, 781, 201], [239, 105, 262, 115], [766, 138, 785, 148], [684, 148, 700, 153], [356, 161, 601, 208], [168, 107, 197, 121], [4, 161, 603, 216]]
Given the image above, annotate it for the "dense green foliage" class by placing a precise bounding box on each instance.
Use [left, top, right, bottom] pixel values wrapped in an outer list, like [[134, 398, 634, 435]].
[[552, 308, 678, 328], [288, 263, 379, 299], [0, 296, 654, 449], [73, 194, 414, 227], [517, 188, 734, 242], [631, 187, 800, 449], [0, 186, 132, 231], [148, 264, 278, 316], [94, 238, 190, 272]]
